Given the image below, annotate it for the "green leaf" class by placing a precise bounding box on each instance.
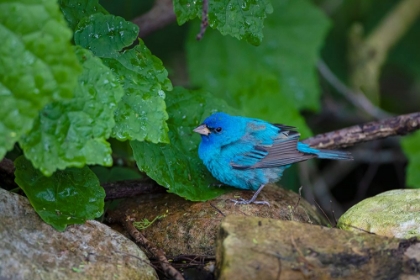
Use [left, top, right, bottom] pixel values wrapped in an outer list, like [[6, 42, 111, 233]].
[[14, 156, 105, 231], [187, 0, 330, 112], [0, 0, 82, 159], [74, 13, 172, 143], [401, 131, 420, 189], [20, 47, 124, 176], [174, 0, 273, 45], [131, 87, 238, 201], [74, 13, 139, 57], [58, 0, 108, 30], [102, 43, 173, 143]]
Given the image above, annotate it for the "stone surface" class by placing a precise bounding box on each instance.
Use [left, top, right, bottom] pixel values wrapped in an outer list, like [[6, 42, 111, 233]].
[[338, 189, 420, 239], [107, 184, 327, 257], [217, 215, 420, 280], [0, 188, 157, 280]]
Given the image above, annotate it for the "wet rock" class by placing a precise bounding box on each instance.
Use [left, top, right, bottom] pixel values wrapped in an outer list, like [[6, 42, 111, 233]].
[[0, 188, 157, 280], [217, 215, 420, 279], [338, 189, 420, 239], [107, 184, 327, 257]]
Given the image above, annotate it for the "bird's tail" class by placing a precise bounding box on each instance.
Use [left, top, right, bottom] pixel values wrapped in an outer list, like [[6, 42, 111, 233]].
[[297, 143, 353, 160]]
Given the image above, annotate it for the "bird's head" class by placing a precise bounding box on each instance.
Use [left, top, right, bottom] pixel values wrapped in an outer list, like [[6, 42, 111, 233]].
[[193, 112, 245, 147]]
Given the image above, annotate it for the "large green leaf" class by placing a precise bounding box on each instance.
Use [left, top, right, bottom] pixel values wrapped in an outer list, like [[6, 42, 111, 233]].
[[187, 0, 330, 112], [401, 131, 420, 189], [20, 47, 124, 176], [58, 0, 108, 30], [74, 13, 138, 57], [74, 13, 173, 143], [131, 87, 238, 201], [0, 0, 81, 159], [174, 0, 273, 45], [14, 156, 105, 231], [102, 44, 172, 143]]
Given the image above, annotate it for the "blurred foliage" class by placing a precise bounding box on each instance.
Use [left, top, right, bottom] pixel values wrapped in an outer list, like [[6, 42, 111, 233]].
[[0, 0, 81, 159], [401, 131, 420, 188], [1, 0, 420, 229]]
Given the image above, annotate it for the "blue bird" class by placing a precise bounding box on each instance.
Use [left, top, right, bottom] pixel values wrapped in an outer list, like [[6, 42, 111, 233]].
[[193, 112, 352, 205]]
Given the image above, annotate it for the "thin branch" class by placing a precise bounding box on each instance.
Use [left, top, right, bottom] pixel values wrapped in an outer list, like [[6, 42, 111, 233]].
[[122, 215, 185, 280], [132, 0, 176, 38], [302, 112, 420, 149], [196, 0, 209, 40], [317, 60, 391, 119]]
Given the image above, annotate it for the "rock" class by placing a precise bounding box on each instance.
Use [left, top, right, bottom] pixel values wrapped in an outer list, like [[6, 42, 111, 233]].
[[107, 184, 327, 257], [338, 189, 420, 239], [0, 188, 157, 280], [217, 215, 420, 279]]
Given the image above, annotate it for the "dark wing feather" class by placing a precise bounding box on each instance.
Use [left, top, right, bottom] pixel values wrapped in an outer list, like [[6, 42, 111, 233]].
[[231, 128, 315, 170], [273, 124, 298, 131]]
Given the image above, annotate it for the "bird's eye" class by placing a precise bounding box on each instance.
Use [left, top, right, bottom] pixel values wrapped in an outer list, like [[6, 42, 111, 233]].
[[215, 127, 222, 133]]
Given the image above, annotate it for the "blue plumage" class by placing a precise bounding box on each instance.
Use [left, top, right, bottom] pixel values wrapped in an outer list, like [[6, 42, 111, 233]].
[[193, 112, 352, 205]]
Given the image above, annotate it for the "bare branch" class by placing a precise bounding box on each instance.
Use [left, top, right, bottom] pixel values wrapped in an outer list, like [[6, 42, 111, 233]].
[[196, 0, 209, 40], [317, 60, 391, 119], [302, 112, 420, 149], [132, 0, 176, 38]]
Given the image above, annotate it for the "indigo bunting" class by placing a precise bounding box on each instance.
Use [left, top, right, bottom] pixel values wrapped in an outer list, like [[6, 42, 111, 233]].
[[193, 112, 352, 205]]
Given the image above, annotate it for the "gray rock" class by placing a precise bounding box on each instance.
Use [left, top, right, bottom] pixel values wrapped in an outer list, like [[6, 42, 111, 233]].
[[0, 188, 157, 280], [217, 215, 420, 279], [107, 184, 327, 257], [338, 189, 420, 239]]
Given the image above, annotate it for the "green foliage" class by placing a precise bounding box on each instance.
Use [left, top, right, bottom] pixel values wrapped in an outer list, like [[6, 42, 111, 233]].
[[187, 0, 330, 137], [102, 44, 172, 143], [401, 131, 420, 189], [20, 47, 124, 176], [0, 0, 81, 159], [59, 0, 108, 29], [74, 13, 173, 143], [3, 0, 420, 230], [74, 13, 139, 57], [173, 0, 273, 45], [14, 156, 105, 231], [131, 87, 237, 201]]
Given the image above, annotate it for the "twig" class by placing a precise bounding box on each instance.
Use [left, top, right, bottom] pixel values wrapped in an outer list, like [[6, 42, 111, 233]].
[[317, 60, 391, 119], [209, 202, 226, 217], [302, 112, 420, 149], [312, 199, 334, 228], [292, 186, 303, 213], [132, 0, 176, 38], [196, 0, 209, 40], [355, 163, 379, 201], [348, 0, 420, 103], [122, 215, 185, 280]]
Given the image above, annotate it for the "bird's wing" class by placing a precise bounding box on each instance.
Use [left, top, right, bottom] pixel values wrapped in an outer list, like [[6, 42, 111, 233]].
[[230, 123, 315, 170]]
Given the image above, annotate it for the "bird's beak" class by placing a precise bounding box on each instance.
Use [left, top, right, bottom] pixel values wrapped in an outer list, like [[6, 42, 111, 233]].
[[193, 124, 211, 136]]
